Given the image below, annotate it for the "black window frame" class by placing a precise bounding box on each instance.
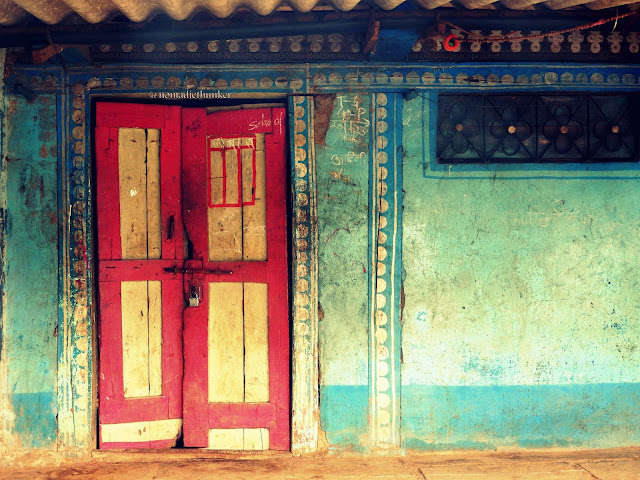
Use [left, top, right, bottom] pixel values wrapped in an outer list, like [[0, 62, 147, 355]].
[[436, 93, 640, 164]]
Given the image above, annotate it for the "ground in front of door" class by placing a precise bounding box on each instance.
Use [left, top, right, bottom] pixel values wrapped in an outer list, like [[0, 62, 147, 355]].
[[1, 447, 638, 479]]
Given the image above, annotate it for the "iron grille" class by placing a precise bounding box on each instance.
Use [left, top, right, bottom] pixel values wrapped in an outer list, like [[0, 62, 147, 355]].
[[436, 94, 640, 164]]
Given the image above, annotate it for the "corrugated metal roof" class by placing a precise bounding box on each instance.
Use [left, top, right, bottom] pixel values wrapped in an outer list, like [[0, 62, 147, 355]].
[[0, 0, 638, 26]]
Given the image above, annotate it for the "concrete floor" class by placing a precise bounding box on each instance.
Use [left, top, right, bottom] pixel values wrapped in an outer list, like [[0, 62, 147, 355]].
[[1, 447, 638, 479]]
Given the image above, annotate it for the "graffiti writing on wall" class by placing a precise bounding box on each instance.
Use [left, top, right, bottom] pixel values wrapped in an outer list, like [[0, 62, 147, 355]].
[[331, 95, 370, 144], [509, 201, 598, 229], [330, 151, 367, 166]]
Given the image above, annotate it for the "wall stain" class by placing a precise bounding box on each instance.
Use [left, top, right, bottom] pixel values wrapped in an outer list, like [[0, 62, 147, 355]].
[[313, 94, 335, 146], [328, 169, 356, 186]]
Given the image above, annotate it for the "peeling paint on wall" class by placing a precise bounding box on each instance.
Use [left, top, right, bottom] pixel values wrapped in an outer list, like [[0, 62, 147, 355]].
[[312, 95, 335, 146], [2, 91, 59, 449], [289, 95, 321, 454], [317, 93, 370, 450]]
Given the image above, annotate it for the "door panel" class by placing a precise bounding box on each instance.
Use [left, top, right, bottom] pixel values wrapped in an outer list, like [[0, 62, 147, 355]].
[[207, 282, 270, 404], [121, 280, 162, 398], [96, 103, 183, 448], [208, 428, 269, 450], [207, 134, 268, 261], [208, 282, 245, 403], [243, 282, 270, 403], [182, 107, 289, 450], [117, 127, 162, 260]]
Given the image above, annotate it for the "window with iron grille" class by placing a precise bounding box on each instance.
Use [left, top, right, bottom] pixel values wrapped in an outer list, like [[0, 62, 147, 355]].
[[436, 94, 640, 164]]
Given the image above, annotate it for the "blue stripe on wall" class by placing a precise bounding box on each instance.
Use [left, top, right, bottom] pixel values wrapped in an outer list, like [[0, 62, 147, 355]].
[[320, 385, 369, 451], [9, 392, 57, 448], [402, 383, 640, 450]]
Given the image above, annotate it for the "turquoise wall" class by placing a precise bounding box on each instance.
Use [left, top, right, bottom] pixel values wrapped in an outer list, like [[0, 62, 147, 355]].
[[401, 94, 640, 449], [1, 92, 59, 448], [317, 90, 640, 451]]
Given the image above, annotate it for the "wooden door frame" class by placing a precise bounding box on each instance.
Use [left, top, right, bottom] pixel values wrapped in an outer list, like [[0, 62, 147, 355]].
[[58, 86, 318, 453]]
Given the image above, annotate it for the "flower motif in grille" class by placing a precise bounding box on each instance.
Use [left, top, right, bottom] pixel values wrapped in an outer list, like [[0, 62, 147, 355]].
[[593, 120, 624, 151], [437, 100, 482, 160], [485, 96, 535, 160], [589, 95, 636, 161], [538, 96, 588, 161]]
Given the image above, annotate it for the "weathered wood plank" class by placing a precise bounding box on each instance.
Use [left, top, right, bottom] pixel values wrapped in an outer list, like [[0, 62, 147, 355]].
[[209, 147, 225, 205], [121, 281, 151, 397], [181, 107, 210, 447], [145, 132, 163, 399], [244, 282, 269, 403], [96, 102, 166, 129], [119, 128, 148, 259], [182, 107, 209, 262], [243, 134, 267, 261], [243, 428, 270, 450], [207, 403, 276, 428], [160, 106, 183, 262], [206, 108, 273, 134], [100, 419, 182, 444], [146, 129, 162, 260], [208, 147, 242, 261], [263, 115, 291, 450], [147, 281, 163, 397], [208, 282, 244, 402], [207, 428, 269, 450], [226, 146, 240, 205], [207, 428, 244, 450], [96, 127, 122, 260]]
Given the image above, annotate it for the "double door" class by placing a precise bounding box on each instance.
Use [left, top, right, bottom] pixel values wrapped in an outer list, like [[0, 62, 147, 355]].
[[95, 103, 289, 450]]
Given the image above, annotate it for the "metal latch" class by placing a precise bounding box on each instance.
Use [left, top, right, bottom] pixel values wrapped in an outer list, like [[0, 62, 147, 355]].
[[163, 266, 233, 275]]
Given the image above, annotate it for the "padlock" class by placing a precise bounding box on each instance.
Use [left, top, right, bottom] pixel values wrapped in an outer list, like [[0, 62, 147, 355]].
[[188, 285, 201, 307]]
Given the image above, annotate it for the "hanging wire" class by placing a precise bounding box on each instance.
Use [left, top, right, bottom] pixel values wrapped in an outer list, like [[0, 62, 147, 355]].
[[429, 10, 638, 44]]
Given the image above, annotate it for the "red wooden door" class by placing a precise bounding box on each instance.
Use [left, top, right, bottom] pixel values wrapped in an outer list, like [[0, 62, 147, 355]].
[[96, 104, 289, 450], [96, 103, 184, 448], [181, 108, 290, 450]]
